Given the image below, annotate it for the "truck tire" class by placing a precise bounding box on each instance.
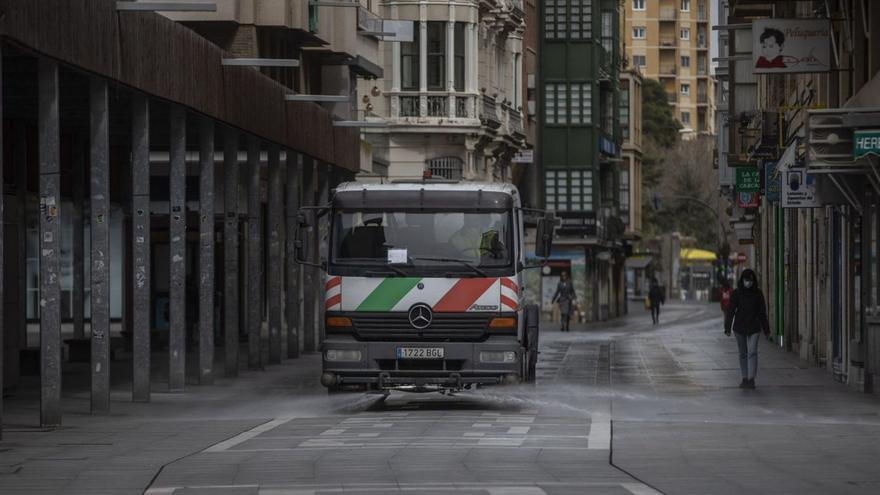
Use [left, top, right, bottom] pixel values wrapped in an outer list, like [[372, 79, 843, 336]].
[[524, 304, 540, 383]]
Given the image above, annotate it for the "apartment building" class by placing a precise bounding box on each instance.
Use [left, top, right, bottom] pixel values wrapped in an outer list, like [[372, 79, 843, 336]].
[[359, 0, 528, 182], [620, 68, 644, 238], [623, 0, 714, 136], [537, 0, 628, 322]]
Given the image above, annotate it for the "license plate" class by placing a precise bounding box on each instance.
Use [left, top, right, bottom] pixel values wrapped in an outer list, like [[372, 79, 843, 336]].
[[396, 347, 444, 359]]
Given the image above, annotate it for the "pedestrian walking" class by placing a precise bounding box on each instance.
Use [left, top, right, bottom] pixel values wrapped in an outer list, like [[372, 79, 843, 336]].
[[552, 271, 577, 332], [724, 269, 771, 389], [648, 278, 664, 325], [719, 279, 733, 314]]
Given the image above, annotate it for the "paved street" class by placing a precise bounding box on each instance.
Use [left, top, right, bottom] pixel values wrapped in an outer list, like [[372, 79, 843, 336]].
[[3, 302, 880, 494]]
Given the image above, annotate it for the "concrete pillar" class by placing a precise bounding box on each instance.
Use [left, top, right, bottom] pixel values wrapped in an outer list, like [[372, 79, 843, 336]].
[[131, 95, 151, 402], [285, 152, 301, 359], [72, 137, 85, 340], [168, 106, 187, 392], [15, 125, 27, 352], [198, 117, 215, 384], [0, 45, 4, 440], [302, 159, 317, 353], [267, 145, 283, 364], [223, 128, 240, 377], [39, 58, 62, 427], [89, 78, 110, 413], [246, 137, 263, 369], [316, 165, 330, 347]]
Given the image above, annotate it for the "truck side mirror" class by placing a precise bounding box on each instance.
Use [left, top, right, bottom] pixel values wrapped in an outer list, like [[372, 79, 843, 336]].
[[294, 209, 321, 268], [534, 213, 554, 258]]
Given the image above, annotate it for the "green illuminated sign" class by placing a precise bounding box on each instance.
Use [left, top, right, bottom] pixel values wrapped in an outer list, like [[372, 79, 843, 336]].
[[736, 168, 761, 193], [854, 130, 880, 159]]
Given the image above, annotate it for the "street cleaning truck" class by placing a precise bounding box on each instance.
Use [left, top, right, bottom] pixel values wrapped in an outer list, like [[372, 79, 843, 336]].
[[295, 180, 554, 393]]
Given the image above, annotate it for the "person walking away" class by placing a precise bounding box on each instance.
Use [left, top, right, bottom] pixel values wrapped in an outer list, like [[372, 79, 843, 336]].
[[724, 269, 771, 389], [552, 271, 577, 332], [648, 279, 664, 324], [719, 279, 733, 314]]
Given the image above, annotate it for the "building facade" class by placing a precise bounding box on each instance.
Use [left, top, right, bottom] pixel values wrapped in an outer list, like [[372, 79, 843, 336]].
[[622, 0, 714, 137], [716, 0, 880, 391], [537, 0, 628, 322], [360, 0, 528, 182]]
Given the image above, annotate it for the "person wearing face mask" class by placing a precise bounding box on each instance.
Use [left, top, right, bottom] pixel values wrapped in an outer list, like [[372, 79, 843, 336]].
[[724, 269, 771, 389]]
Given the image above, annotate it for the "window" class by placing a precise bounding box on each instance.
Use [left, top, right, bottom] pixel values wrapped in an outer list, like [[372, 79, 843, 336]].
[[544, 0, 565, 39], [680, 83, 690, 95], [545, 170, 594, 212], [454, 23, 465, 90], [619, 81, 630, 140], [681, 55, 690, 67], [570, 82, 592, 124], [619, 169, 630, 221], [632, 0, 645, 10], [427, 156, 464, 180], [632, 26, 646, 39], [681, 0, 690, 11], [401, 27, 420, 90], [569, 0, 593, 40], [426, 22, 445, 90], [632, 55, 646, 67], [681, 111, 690, 124], [601, 10, 614, 53], [544, 83, 568, 124], [680, 27, 690, 40]]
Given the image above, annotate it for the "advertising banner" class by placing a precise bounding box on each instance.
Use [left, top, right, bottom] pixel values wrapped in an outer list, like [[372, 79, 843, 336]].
[[781, 167, 820, 208], [736, 167, 761, 193], [764, 160, 780, 202], [752, 19, 831, 74], [737, 191, 761, 208]]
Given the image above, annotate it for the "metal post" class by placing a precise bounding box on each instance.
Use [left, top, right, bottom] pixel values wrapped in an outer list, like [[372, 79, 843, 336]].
[[39, 58, 62, 427], [72, 137, 85, 340], [302, 159, 316, 353], [223, 128, 240, 376], [0, 45, 4, 440], [131, 95, 151, 402], [198, 117, 215, 384], [285, 152, 301, 359], [267, 145, 283, 364], [89, 78, 110, 413], [168, 106, 187, 392], [246, 136, 263, 369]]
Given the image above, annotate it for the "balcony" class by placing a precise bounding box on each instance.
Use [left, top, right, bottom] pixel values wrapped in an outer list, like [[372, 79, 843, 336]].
[[659, 8, 677, 20], [394, 93, 476, 119], [697, 65, 708, 75], [480, 94, 502, 130], [667, 92, 678, 103], [659, 36, 677, 48], [455, 96, 469, 118], [696, 35, 708, 49], [697, 92, 708, 104], [659, 65, 677, 76], [507, 106, 525, 138], [427, 95, 446, 117], [400, 95, 419, 117]]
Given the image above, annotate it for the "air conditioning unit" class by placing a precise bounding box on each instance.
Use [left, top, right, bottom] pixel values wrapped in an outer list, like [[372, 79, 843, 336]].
[[806, 108, 880, 174]]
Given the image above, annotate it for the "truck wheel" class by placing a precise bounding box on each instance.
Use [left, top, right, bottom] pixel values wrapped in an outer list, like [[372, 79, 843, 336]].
[[524, 304, 540, 383]]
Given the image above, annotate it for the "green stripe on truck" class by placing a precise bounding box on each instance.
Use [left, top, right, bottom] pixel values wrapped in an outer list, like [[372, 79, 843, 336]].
[[355, 277, 422, 311]]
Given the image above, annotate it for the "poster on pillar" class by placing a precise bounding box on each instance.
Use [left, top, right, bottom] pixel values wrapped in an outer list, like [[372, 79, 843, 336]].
[[781, 166, 820, 208]]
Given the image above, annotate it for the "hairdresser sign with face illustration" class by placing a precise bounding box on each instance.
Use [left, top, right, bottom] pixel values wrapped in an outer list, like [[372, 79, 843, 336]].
[[752, 19, 831, 74]]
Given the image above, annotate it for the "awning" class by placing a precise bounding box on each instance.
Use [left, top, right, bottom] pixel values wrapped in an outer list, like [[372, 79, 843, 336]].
[[680, 248, 717, 262], [625, 256, 652, 269]]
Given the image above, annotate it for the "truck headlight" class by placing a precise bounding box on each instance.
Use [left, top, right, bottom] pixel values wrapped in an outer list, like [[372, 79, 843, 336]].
[[480, 351, 517, 363], [325, 349, 362, 362]]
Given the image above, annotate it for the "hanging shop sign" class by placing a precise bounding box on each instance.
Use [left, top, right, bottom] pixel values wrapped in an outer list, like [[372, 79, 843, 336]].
[[781, 166, 820, 208], [512, 150, 534, 163], [752, 19, 831, 74], [764, 160, 780, 202], [736, 191, 761, 208], [854, 130, 880, 160], [736, 167, 761, 193]]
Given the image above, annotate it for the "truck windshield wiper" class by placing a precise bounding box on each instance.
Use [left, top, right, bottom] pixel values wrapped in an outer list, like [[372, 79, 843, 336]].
[[365, 264, 409, 277], [409, 256, 488, 277]]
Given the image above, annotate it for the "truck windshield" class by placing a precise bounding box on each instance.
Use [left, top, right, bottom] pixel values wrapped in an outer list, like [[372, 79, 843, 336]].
[[332, 210, 513, 269]]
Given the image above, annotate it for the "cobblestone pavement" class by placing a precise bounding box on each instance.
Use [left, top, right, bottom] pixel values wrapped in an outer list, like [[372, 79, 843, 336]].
[[2, 303, 880, 494]]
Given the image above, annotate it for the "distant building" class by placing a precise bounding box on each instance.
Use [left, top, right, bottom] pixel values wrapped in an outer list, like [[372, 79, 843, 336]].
[[622, 0, 714, 137]]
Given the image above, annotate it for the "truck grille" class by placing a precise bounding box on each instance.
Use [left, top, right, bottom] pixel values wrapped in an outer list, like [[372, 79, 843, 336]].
[[351, 313, 492, 341]]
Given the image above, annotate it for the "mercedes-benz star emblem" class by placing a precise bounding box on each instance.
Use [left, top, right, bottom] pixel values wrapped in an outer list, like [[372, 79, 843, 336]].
[[408, 304, 433, 329]]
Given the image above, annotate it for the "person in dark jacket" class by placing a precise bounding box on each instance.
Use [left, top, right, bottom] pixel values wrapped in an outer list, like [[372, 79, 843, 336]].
[[724, 269, 771, 389], [552, 271, 577, 332], [648, 278, 665, 324]]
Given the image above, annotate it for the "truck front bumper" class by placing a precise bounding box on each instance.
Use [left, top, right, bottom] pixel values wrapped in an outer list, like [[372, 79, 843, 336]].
[[321, 336, 522, 388]]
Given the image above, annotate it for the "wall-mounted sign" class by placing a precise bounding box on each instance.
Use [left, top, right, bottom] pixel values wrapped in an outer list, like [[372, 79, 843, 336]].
[[781, 167, 819, 208], [854, 130, 880, 160], [512, 150, 533, 163], [737, 191, 761, 208], [736, 167, 761, 193], [764, 160, 780, 202], [752, 19, 831, 74]]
